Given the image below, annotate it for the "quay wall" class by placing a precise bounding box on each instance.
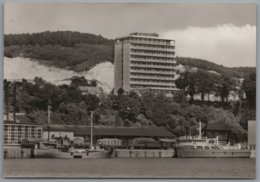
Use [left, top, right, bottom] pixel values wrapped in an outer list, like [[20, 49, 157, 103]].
[[4, 147, 32, 158], [250, 150, 256, 158], [112, 149, 175, 158]]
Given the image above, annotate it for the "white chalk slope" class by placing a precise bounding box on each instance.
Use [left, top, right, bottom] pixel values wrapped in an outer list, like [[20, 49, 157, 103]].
[[4, 57, 114, 93]]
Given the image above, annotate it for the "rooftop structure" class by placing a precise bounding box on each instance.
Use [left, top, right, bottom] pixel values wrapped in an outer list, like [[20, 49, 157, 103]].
[[114, 33, 177, 96]]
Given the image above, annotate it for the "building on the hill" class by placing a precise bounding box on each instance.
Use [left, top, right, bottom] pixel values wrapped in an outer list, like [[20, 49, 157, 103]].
[[114, 32, 177, 96], [202, 122, 233, 144], [79, 86, 104, 96], [202, 122, 245, 145]]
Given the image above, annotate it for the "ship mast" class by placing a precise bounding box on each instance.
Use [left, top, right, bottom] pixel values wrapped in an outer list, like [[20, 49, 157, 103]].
[[47, 105, 51, 140], [199, 120, 202, 139], [90, 111, 94, 149]]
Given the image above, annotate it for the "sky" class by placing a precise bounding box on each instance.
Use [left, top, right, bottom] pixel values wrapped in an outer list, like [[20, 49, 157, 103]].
[[4, 3, 256, 67]]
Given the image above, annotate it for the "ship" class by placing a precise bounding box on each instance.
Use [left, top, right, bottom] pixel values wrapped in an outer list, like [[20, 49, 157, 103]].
[[33, 143, 113, 159], [175, 122, 251, 158], [32, 110, 112, 159]]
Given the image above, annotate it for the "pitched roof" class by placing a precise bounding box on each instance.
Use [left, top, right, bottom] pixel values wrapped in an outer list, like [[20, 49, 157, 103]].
[[43, 125, 175, 137], [4, 121, 43, 126]]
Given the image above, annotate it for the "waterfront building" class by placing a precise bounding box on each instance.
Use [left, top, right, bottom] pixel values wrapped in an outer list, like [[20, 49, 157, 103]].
[[4, 121, 43, 146], [114, 32, 177, 96], [43, 125, 74, 140], [248, 120, 256, 150]]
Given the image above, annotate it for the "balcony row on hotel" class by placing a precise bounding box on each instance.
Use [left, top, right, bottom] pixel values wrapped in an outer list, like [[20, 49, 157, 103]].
[[130, 51, 175, 58], [130, 78, 175, 83], [131, 42, 175, 48], [130, 75, 175, 81], [131, 85, 177, 90], [131, 67, 176, 72], [130, 69, 176, 75], [131, 44, 175, 52], [131, 60, 175, 66], [130, 81, 176, 87], [130, 63, 175, 70], [131, 57, 176, 64], [130, 49, 175, 54], [116, 36, 174, 46]]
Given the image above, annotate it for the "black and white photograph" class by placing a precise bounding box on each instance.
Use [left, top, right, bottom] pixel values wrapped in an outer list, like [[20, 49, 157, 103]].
[[3, 2, 256, 178]]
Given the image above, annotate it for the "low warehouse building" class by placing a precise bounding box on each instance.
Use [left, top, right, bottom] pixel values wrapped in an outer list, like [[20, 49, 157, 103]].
[[43, 125, 74, 140], [43, 125, 175, 147]]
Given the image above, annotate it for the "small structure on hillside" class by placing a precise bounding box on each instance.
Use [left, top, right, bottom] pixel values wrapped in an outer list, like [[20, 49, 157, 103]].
[[79, 86, 103, 96], [202, 122, 237, 144]]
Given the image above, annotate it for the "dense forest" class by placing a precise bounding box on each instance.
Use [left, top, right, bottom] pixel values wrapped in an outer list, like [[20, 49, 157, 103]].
[[176, 57, 255, 78], [4, 31, 114, 71], [4, 70, 256, 141]]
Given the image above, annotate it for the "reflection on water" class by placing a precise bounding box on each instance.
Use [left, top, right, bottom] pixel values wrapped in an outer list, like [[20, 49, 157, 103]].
[[3, 158, 255, 178]]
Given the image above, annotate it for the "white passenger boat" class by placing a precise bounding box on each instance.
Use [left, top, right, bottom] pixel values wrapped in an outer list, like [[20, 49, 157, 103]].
[[175, 122, 251, 158]]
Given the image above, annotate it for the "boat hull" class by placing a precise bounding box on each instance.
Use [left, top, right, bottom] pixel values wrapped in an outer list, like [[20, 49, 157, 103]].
[[79, 150, 112, 158], [176, 148, 251, 158], [34, 149, 112, 159], [34, 149, 73, 158]]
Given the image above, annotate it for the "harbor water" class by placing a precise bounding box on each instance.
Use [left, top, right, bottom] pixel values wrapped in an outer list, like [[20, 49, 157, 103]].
[[3, 158, 255, 178]]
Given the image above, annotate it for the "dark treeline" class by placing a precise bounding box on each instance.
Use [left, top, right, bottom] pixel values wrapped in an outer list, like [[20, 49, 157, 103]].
[[175, 68, 256, 129], [5, 31, 113, 47], [4, 77, 100, 125], [4, 31, 114, 71], [176, 57, 255, 78]]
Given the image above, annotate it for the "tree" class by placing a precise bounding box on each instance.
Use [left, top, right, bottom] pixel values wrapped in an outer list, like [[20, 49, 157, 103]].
[[71, 76, 88, 87], [195, 69, 217, 101], [242, 72, 256, 109], [82, 94, 100, 111], [215, 75, 235, 104], [117, 93, 141, 122], [175, 71, 198, 101], [173, 90, 188, 105], [117, 88, 125, 96]]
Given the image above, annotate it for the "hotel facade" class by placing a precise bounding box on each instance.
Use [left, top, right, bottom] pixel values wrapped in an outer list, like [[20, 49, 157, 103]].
[[114, 32, 177, 96]]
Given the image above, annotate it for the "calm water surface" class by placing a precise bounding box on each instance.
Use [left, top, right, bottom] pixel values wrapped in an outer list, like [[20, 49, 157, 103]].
[[3, 158, 255, 178]]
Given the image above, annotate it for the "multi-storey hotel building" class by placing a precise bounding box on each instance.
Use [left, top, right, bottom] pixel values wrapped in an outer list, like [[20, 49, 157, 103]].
[[114, 32, 177, 96]]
